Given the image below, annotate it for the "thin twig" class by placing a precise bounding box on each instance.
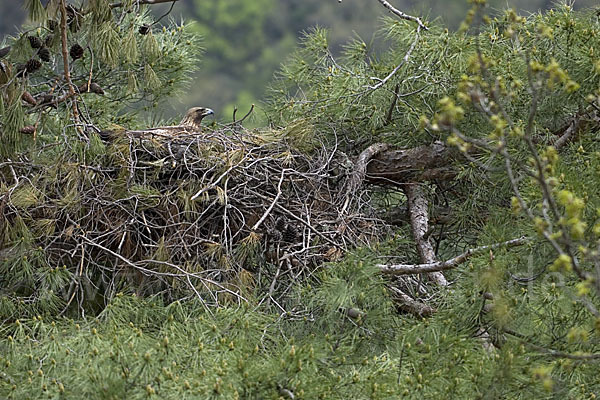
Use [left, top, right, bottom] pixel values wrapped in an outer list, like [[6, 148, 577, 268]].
[[373, 0, 428, 30], [110, 0, 180, 7], [252, 169, 286, 231], [368, 25, 422, 90]]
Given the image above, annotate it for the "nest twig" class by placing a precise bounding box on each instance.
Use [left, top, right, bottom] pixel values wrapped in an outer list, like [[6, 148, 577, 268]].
[[0, 123, 389, 315]]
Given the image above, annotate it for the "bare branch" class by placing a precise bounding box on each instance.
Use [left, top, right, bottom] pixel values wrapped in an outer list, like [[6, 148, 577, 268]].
[[372, 0, 428, 30], [388, 286, 435, 316], [505, 329, 600, 360], [110, 0, 179, 7], [252, 169, 286, 231], [341, 143, 389, 214], [368, 24, 422, 90], [377, 236, 528, 275], [404, 184, 447, 286], [59, 0, 80, 125]]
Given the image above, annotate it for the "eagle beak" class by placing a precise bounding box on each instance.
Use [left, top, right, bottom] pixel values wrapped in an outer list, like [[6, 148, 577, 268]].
[[204, 108, 214, 116]]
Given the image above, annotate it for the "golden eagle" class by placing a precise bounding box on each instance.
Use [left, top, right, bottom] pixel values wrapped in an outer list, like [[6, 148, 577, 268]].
[[100, 107, 214, 141]]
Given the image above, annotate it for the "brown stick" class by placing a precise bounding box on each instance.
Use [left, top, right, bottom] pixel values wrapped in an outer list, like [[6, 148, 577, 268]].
[[341, 143, 389, 214], [59, 0, 79, 125], [384, 84, 400, 126], [388, 286, 435, 316]]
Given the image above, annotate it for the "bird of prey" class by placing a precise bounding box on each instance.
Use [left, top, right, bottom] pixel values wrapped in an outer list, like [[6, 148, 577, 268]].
[[100, 107, 214, 141]]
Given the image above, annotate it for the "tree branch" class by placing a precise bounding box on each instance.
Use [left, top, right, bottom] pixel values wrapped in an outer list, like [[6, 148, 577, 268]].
[[504, 328, 600, 360], [388, 286, 435, 316], [110, 0, 180, 7], [404, 184, 447, 286], [377, 236, 528, 275], [365, 140, 457, 185], [368, 24, 422, 90], [341, 143, 389, 214], [373, 0, 428, 31], [59, 0, 79, 125]]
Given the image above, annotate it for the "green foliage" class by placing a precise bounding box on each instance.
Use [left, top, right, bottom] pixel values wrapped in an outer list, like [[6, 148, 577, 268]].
[[2, 259, 599, 399], [0, 2, 201, 155], [265, 3, 600, 395], [3, 1, 600, 398]]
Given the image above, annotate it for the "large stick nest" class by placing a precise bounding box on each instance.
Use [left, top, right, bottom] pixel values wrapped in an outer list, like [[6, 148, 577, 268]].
[[0, 122, 389, 314]]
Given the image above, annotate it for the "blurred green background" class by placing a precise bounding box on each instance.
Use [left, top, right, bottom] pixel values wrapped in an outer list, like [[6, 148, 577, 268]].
[[1, 0, 595, 122]]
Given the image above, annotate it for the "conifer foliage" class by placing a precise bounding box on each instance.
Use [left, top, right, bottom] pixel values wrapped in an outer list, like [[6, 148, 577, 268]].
[[1, 0, 600, 398], [0, 0, 199, 156]]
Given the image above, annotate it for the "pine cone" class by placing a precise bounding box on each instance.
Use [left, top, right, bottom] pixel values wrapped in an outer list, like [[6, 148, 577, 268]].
[[25, 59, 42, 74], [271, 230, 283, 243], [44, 34, 55, 47], [38, 47, 50, 62], [138, 24, 151, 35], [20, 125, 36, 135], [275, 217, 286, 232], [282, 225, 298, 242], [47, 20, 58, 31], [28, 36, 42, 49], [69, 43, 84, 60], [89, 82, 104, 95], [78, 82, 104, 95], [37, 94, 57, 108], [21, 91, 37, 106]]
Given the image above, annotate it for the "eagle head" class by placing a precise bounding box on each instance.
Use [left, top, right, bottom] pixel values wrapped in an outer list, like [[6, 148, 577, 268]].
[[180, 106, 214, 130]]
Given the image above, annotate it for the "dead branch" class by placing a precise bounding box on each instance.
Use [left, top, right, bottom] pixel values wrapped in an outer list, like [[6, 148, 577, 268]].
[[368, 25, 422, 91], [377, 236, 528, 275], [388, 286, 435, 316], [404, 184, 447, 286], [372, 0, 428, 31], [110, 0, 180, 7], [551, 108, 599, 150], [342, 142, 389, 214], [59, 0, 79, 125], [365, 140, 457, 185]]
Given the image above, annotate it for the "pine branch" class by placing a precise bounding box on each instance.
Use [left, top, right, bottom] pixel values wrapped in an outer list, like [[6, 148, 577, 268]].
[[388, 286, 435, 316], [341, 143, 389, 214], [505, 328, 600, 360], [368, 24, 422, 91]]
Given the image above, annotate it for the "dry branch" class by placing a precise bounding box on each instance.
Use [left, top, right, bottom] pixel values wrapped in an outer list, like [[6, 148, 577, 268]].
[[377, 236, 528, 275], [373, 0, 428, 31], [404, 184, 447, 286], [388, 286, 435, 316], [365, 140, 456, 185], [342, 143, 389, 214], [59, 0, 79, 125], [110, 0, 180, 7]]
